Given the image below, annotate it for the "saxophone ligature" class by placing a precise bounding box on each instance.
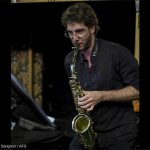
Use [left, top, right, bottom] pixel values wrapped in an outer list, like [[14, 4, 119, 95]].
[[69, 47, 96, 150]]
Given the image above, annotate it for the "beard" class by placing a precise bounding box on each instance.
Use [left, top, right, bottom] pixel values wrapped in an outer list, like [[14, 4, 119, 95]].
[[73, 33, 93, 53]]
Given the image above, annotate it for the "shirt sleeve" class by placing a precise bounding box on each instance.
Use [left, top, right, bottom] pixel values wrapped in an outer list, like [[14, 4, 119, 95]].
[[114, 45, 139, 90]]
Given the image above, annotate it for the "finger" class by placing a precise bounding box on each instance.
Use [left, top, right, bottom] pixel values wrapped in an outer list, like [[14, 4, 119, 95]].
[[78, 94, 89, 102], [78, 98, 93, 105], [83, 90, 88, 94], [87, 106, 94, 112], [80, 102, 93, 109], [78, 96, 85, 102]]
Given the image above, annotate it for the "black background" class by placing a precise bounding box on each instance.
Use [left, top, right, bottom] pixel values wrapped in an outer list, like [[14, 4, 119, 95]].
[[0, 0, 148, 148], [11, 1, 136, 117]]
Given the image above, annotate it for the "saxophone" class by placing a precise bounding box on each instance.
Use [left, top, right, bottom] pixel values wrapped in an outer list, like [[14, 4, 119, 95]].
[[69, 47, 96, 150]]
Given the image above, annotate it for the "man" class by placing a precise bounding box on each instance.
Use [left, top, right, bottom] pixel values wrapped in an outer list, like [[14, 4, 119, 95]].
[[61, 2, 139, 150]]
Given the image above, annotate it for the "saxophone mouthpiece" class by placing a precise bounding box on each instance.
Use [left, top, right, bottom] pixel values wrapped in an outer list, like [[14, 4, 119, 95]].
[[72, 47, 77, 50]]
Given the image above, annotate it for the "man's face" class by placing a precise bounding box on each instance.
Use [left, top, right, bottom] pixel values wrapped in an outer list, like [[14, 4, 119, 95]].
[[66, 22, 95, 51]]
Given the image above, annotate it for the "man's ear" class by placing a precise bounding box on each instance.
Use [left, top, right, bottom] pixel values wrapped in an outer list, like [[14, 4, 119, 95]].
[[90, 25, 96, 34]]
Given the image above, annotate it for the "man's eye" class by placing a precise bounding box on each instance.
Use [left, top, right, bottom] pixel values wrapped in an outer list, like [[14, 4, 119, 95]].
[[76, 29, 84, 34], [68, 31, 73, 35]]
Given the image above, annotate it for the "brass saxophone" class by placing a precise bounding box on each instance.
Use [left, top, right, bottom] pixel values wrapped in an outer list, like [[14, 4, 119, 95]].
[[69, 47, 96, 150]]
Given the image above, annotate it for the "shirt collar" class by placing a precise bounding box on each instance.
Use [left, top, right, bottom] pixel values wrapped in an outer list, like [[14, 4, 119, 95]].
[[79, 38, 98, 63], [92, 38, 98, 57]]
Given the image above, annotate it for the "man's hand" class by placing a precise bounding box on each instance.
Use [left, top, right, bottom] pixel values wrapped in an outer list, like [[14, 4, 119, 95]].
[[78, 86, 139, 112], [78, 91, 104, 112]]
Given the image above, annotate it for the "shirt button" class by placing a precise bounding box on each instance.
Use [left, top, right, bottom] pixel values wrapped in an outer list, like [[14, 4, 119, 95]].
[[84, 83, 87, 87]]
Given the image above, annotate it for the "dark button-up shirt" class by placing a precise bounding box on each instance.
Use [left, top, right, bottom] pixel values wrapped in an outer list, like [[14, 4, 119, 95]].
[[64, 38, 139, 136]]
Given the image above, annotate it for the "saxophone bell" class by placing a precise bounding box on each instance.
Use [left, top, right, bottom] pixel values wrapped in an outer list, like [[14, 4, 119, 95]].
[[72, 114, 95, 150], [72, 114, 91, 134]]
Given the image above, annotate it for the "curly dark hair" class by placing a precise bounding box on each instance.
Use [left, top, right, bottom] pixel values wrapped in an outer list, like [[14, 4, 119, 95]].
[[61, 2, 100, 35]]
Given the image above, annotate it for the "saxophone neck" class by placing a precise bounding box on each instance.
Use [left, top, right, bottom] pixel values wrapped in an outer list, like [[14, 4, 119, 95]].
[[70, 64, 76, 78], [70, 47, 78, 77]]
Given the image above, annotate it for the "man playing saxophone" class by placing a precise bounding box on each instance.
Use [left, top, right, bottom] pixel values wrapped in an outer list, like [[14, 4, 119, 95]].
[[61, 2, 139, 150]]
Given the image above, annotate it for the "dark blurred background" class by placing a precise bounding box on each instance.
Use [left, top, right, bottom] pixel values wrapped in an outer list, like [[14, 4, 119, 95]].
[[11, 0, 136, 115], [10, 1, 149, 150]]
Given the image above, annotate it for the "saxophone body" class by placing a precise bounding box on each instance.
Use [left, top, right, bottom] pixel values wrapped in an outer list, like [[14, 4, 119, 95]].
[[69, 47, 96, 150]]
